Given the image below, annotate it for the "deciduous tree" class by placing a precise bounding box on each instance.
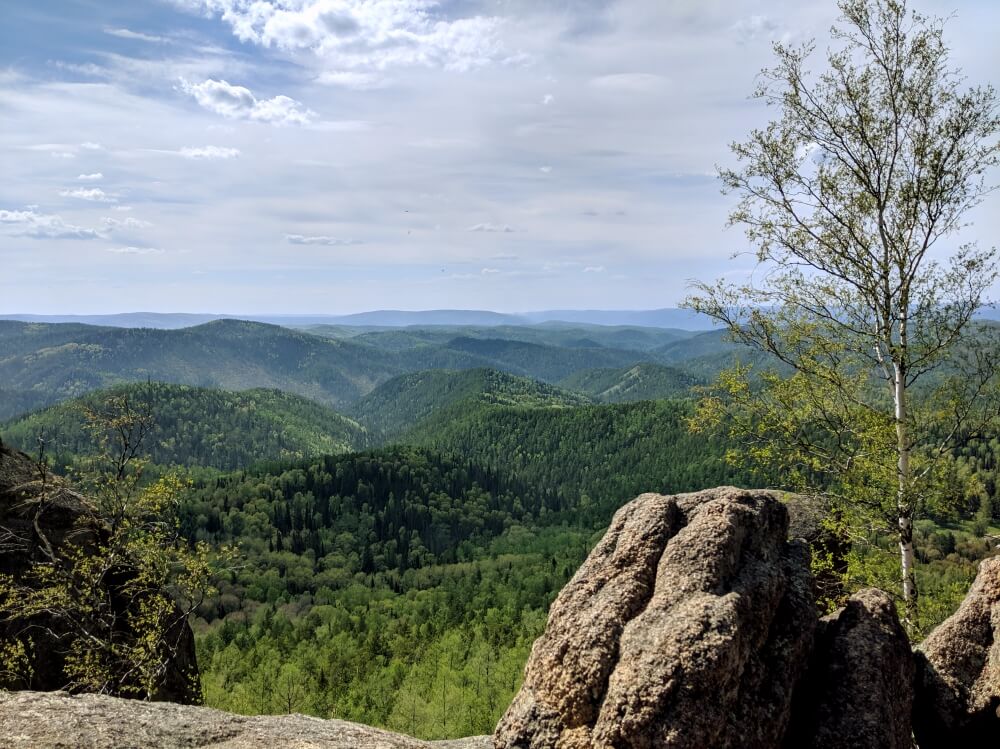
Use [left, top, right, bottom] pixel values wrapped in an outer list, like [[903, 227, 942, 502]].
[[687, 0, 999, 624]]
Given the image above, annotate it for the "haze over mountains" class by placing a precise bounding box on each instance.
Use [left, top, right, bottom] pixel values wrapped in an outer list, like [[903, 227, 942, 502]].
[[0, 317, 747, 422], [0, 308, 716, 331]]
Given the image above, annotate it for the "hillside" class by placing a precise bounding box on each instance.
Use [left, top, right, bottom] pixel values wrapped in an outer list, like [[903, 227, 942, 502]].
[[0, 319, 399, 408], [439, 337, 643, 382], [349, 368, 591, 443], [304, 324, 694, 354], [558, 363, 699, 402], [0, 321, 686, 416], [407, 398, 759, 519], [1, 382, 367, 470]]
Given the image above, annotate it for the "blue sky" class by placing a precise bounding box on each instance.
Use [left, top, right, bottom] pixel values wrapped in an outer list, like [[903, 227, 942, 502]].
[[1, 0, 997, 314]]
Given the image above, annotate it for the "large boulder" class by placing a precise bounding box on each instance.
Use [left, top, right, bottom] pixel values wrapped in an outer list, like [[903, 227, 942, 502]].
[[494, 487, 818, 749], [783, 588, 914, 749], [913, 556, 1000, 745], [0, 690, 492, 749], [0, 443, 200, 703]]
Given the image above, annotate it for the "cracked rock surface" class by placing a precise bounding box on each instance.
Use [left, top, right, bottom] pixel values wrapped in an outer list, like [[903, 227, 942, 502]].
[[914, 556, 1000, 746], [494, 487, 817, 749], [0, 690, 491, 749]]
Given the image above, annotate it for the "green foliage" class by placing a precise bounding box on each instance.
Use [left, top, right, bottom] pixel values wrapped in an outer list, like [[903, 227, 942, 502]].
[[687, 0, 1000, 619], [180, 445, 599, 735], [0, 394, 227, 698], [408, 398, 762, 520], [350, 368, 590, 444], [2, 382, 367, 471], [557, 363, 698, 403]]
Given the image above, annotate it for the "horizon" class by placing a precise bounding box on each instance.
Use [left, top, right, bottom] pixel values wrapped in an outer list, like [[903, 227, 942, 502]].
[[3, 0, 998, 314]]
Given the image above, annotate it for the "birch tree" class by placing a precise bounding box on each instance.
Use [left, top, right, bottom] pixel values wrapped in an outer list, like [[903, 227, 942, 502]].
[[686, 0, 999, 623]]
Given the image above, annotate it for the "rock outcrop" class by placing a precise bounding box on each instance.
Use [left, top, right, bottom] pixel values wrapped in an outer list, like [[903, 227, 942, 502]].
[[913, 556, 1000, 745], [0, 690, 492, 749], [784, 588, 914, 749], [495, 488, 817, 749], [0, 443, 200, 703]]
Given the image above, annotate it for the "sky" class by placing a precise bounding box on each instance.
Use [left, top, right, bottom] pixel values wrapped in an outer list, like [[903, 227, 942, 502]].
[[1, 0, 998, 315]]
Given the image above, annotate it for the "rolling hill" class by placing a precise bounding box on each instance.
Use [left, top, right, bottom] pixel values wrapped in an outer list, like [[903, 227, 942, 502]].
[[558, 363, 699, 403], [0, 319, 400, 409], [349, 368, 591, 443], [1, 382, 367, 470], [0, 320, 681, 415], [303, 323, 694, 353]]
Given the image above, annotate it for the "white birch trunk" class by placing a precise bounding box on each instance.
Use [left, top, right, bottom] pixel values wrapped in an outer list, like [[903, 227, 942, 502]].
[[894, 361, 917, 613]]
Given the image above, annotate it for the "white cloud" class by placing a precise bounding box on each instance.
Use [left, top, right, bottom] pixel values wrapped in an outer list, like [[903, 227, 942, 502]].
[[179, 145, 241, 159], [106, 246, 164, 255], [468, 223, 514, 233], [104, 27, 169, 43], [102, 216, 153, 231], [59, 188, 117, 203], [286, 234, 362, 246], [481, 267, 500, 274], [590, 73, 667, 93], [186, 0, 506, 72], [80, 142, 103, 150], [542, 94, 554, 105], [539, 166, 552, 173], [583, 265, 605, 273], [181, 78, 314, 125], [733, 15, 779, 43], [316, 71, 386, 90], [0, 209, 100, 240], [78, 173, 104, 181]]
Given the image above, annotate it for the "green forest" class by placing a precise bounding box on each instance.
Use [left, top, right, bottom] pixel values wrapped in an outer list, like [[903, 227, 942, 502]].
[[2, 320, 999, 739]]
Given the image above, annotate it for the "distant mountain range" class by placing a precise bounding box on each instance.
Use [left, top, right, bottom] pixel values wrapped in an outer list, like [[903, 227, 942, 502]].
[[0, 308, 718, 330], [0, 318, 748, 422]]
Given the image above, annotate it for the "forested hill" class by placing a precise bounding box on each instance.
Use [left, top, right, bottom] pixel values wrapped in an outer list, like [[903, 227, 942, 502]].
[[0, 320, 718, 419], [348, 369, 591, 444], [557, 363, 699, 403], [1, 382, 367, 470], [407, 398, 760, 519], [305, 323, 693, 354], [0, 319, 397, 409]]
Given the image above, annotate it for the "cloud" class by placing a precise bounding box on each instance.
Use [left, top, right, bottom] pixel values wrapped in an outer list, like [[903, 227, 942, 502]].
[[59, 188, 117, 203], [78, 173, 104, 181], [583, 265, 605, 273], [539, 166, 552, 173], [181, 78, 314, 125], [481, 267, 500, 274], [468, 223, 514, 233], [184, 0, 506, 72], [104, 27, 169, 43], [106, 246, 164, 255], [542, 94, 554, 105], [102, 216, 153, 231], [80, 142, 103, 150], [0, 209, 100, 240], [179, 145, 241, 159], [286, 234, 362, 246], [733, 15, 779, 43], [316, 71, 386, 90], [589, 73, 667, 92]]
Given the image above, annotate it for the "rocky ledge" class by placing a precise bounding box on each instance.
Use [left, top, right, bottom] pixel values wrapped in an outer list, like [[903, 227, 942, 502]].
[[0, 690, 491, 749]]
